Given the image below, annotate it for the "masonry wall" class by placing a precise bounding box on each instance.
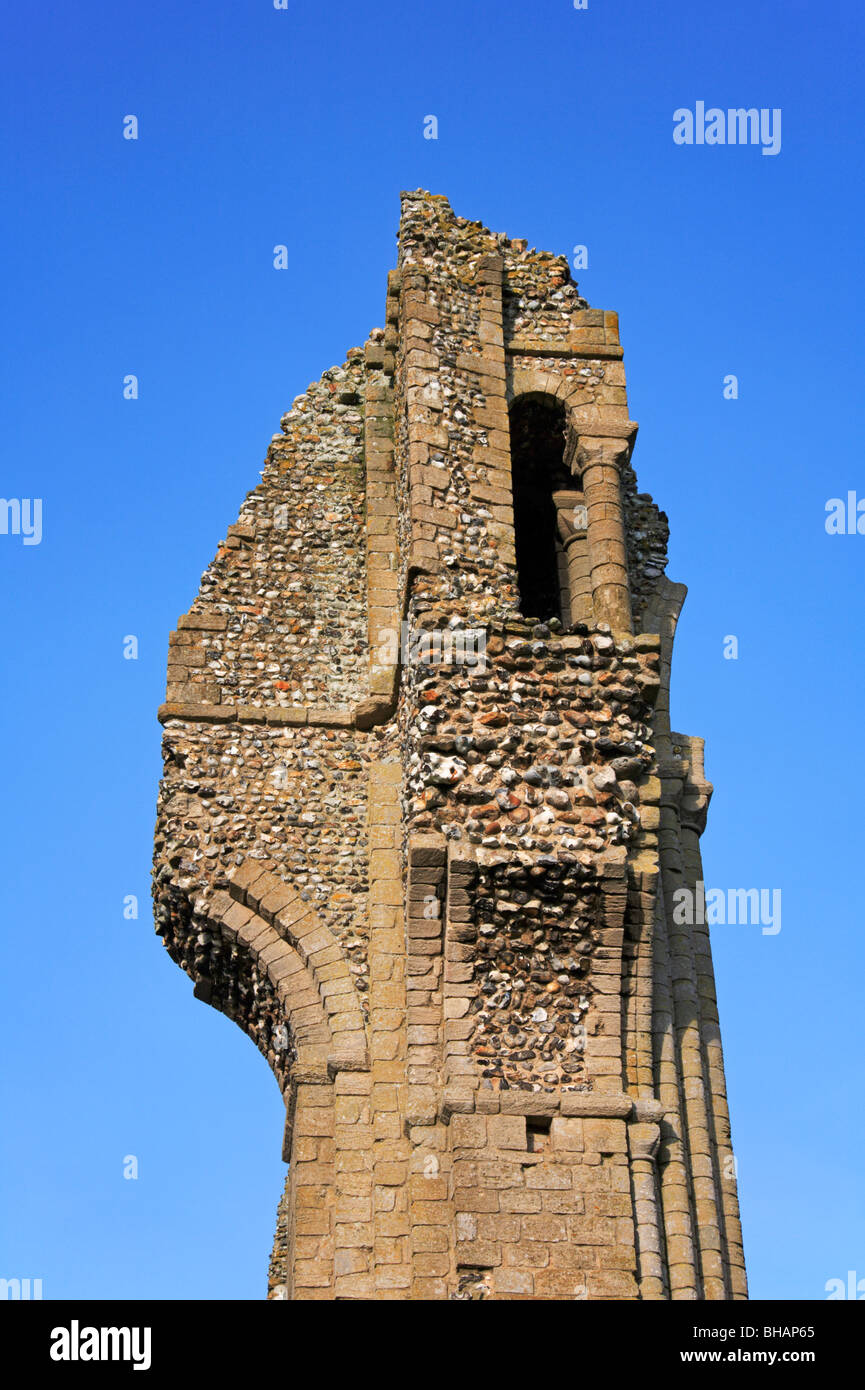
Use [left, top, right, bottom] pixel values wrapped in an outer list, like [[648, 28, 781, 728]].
[[152, 190, 746, 1300]]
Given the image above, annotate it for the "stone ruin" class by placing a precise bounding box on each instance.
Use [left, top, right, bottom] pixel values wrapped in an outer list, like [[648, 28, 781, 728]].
[[151, 190, 747, 1300]]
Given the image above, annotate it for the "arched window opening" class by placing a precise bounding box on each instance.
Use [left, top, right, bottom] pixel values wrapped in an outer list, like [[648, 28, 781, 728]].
[[508, 395, 574, 623]]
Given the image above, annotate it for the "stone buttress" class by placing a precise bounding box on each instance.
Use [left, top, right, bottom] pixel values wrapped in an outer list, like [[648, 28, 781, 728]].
[[152, 191, 747, 1301]]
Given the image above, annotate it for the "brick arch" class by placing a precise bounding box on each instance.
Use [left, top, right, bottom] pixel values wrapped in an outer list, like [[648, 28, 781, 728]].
[[508, 364, 633, 444], [507, 365, 568, 406], [197, 904, 331, 1087], [175, 863, 368, 1097], [226, 859, 368, 1070], [506, 367, 597, 478]]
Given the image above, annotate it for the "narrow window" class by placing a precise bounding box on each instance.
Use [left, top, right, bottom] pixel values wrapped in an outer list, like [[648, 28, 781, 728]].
[[508, 395, 572, 623]]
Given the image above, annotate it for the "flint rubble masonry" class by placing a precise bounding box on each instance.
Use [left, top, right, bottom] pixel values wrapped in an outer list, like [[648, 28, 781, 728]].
[[152, 190, 747, 1302]]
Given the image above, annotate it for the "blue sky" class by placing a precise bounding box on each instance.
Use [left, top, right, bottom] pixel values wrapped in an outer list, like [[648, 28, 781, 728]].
[[1, 0, 862, 1299]]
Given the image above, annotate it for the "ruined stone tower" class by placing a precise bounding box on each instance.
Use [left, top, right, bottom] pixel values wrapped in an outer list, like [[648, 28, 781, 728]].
[[152, 191, 747, 1300]]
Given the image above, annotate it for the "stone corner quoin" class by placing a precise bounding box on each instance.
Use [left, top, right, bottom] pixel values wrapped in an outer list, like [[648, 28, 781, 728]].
[[151, 188, 747, 1303]]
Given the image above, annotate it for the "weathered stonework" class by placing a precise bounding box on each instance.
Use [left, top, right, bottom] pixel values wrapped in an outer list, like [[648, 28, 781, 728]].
[[152, 191, 747, 1301]]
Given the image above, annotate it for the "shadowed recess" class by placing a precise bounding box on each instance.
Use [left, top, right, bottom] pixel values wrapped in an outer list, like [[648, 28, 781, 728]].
[[509, 394, 571, 622]]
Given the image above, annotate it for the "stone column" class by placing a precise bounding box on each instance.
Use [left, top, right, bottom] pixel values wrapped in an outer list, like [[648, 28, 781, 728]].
[[577, 437, 633, 634], [628, 1116, 666, 1299], [553, 490, 592, 623], [652, 875, 701, 1298], [660, 767, 728, 1300], [677, 740, 748, 1302]]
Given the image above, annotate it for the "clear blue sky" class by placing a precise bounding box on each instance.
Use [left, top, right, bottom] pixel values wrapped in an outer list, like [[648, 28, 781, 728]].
[[1, 0, 862, 1300]]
